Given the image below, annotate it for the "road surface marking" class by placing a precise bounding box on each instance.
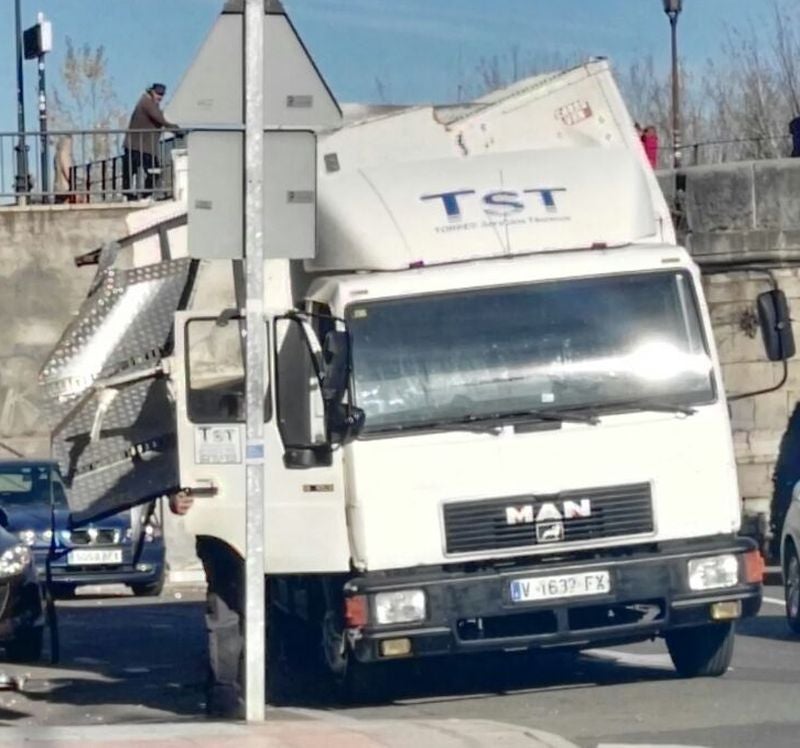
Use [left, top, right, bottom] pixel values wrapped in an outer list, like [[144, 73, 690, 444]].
[[597, 744, 709, 748], [762, 596, 785, 607]]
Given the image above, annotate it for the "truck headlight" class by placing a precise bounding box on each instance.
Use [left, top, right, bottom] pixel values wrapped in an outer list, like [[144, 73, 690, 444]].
[[0, 545, 32, 578], [374, 589, 426, 625], [688, 554, 739, 591]]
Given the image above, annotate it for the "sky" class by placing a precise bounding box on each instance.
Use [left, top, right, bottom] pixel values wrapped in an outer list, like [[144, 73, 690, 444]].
[[0, 0, 781, 136]]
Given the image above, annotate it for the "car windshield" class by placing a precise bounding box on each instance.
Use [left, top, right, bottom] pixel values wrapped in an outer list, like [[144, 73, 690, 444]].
[[0, 465, 67, 507], [347, 270, 714, 433]]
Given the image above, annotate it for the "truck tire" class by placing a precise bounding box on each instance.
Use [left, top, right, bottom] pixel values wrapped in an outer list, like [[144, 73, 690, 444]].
[[339, 658, 391, 705], [4, 626, 44, 663], [665, 621, 735, 678], [784, 546, 800, 634]]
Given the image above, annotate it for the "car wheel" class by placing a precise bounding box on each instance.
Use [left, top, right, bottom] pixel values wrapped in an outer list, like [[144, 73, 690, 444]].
[[784, 546, 800, 634], [665, 621, 735, 678], [4, 626, 44, 663], [130, 573, 165, 598]]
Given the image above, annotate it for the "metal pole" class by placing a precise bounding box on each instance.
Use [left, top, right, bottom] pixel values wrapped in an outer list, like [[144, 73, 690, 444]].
[[243, 0, 266, 723], [14, 0, 30, 199], [38, 51, 49, 200], [669, 11, 681, 169]]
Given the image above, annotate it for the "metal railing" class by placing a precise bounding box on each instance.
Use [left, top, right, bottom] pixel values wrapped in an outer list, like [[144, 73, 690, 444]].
[[0, 128, 183, 206], [661, 134, 795, 168]]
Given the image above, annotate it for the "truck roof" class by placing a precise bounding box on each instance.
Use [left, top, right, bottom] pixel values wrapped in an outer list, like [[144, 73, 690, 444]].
[[313, 59, 674, 272], [311, 147, 666, 273]]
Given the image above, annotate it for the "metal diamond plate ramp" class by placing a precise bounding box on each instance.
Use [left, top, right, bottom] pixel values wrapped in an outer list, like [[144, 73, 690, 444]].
[[41, 259, 193, 416], [39, 258, 195, 523], [54, 378, 179, 524]]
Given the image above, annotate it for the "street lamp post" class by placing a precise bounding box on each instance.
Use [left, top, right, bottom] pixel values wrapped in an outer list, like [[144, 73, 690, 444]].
[[24, 13, 53, 200], [663, 0, 683, 169], [14, 0, 31, 199]]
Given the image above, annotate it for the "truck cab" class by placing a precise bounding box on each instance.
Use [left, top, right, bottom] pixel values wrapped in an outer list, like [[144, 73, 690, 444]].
[[171, 146, 781, 687]]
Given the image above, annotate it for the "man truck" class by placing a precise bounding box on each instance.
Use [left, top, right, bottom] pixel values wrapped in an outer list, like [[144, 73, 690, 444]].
[[40, 0, 790, 716]]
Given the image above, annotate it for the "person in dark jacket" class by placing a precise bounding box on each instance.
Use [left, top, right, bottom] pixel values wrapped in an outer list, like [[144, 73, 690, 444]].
[[122, 83, 178, 200], [790, 116, 800, 158]]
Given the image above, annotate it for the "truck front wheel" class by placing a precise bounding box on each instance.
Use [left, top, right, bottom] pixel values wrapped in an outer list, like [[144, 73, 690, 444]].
[[665, 622, 735, 678]]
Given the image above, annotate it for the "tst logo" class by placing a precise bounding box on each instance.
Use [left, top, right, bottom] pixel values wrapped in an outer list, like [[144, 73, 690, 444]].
[[420, 187, 566, 222]]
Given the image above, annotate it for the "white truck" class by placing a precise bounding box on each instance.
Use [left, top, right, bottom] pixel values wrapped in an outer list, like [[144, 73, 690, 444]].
[[40, 1, 791, 713]]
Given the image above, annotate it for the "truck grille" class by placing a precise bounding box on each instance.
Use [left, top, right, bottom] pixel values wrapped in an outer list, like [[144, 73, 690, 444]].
[[443, 483, 654, 555]]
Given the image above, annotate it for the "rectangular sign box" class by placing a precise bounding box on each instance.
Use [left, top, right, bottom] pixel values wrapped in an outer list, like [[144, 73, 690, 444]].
[[187, 129, 317, 260]]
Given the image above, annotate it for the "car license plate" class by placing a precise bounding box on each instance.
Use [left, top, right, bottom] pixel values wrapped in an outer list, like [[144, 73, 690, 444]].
[[510, 570, 611, 603], [68, 548, 123, 566]]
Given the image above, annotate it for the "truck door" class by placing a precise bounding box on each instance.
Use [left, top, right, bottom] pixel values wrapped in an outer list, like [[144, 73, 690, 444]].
[[174, 311, 248, 557], [174, 311, 350, 573]]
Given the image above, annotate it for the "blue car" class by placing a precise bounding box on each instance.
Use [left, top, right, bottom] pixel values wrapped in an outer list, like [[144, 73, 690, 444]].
[[0, 461, 166, 597], [0, 519, 44, 661]]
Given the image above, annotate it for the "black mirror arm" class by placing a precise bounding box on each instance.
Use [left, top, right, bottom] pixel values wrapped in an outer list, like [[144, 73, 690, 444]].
[[728, 358, 788, 402]]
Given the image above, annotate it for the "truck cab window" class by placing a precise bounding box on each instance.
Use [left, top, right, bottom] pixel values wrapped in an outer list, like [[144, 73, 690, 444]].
[[186, 319, 246, 423]]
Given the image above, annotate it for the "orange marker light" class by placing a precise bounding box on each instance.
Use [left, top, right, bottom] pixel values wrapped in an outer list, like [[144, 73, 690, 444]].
[[744, 549, 765, 584], [344, 595, 368, 627]]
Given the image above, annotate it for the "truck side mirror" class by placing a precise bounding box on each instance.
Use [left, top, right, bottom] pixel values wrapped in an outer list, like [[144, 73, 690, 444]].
[[321, 330, 350, 402], [275, 316, 331, 470], [757, 290, 795, 361]]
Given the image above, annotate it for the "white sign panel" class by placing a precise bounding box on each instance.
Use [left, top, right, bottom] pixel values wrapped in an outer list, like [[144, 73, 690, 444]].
[[194, 425, 243, 464], [187, 129, 317, 260], [187, 131, 244, 260]]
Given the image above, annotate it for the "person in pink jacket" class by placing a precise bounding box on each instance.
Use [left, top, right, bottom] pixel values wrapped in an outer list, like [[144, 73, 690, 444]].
[[641, 125, 659, 168]]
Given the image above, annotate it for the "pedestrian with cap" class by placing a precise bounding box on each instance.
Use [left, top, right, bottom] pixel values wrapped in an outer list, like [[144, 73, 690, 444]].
[[122, 83, 179, 200]]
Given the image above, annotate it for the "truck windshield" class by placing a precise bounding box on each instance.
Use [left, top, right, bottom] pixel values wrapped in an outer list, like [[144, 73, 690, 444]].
[[346, 270, 714, 433]]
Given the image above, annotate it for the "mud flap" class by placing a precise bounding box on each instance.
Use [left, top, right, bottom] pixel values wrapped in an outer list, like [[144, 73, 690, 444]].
[[39, 256, 197, 525]]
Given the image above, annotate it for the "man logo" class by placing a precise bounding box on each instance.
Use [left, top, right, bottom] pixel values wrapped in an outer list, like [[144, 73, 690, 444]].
[[505, 505, 535, 525], [504, 499, 592, 542], [536, 521, 565, 543]]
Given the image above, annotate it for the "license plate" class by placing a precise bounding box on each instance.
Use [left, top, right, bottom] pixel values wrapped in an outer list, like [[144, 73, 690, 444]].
[[68, 549, 123, 566], [510, 570, 611, 603]]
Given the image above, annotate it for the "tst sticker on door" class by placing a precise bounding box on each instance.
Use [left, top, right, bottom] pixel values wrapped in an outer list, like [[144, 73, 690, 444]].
[[194, 426, 242, 464]]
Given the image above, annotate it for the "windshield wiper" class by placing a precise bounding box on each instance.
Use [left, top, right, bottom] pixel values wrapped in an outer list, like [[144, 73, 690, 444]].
[[367, 407, 600, 436], [596, 398, 698, 417], [496, 407, 601, 426], [428, 408, 600, 429], [367, 418, 504, 435]]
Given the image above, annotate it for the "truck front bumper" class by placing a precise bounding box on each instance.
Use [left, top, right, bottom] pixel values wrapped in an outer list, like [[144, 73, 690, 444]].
[[345, 536, 762, 663]]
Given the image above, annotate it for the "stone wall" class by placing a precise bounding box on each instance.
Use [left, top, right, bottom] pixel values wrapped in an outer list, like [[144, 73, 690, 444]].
[[660, 158, 800, 550], [0, 205, 137, 457], [0, 203, 202, 581]]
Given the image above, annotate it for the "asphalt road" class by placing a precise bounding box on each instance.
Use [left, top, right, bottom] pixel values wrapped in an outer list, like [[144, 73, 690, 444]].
[[0, 583, 797, 747]]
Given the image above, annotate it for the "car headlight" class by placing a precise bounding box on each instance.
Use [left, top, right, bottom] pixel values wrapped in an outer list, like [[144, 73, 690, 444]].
[[374, 589, 426, 625], [17, 530, 36, 547], [17, 529, 54, 547], [688, 554, 739, 591], [0, 545, 32, 578]]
